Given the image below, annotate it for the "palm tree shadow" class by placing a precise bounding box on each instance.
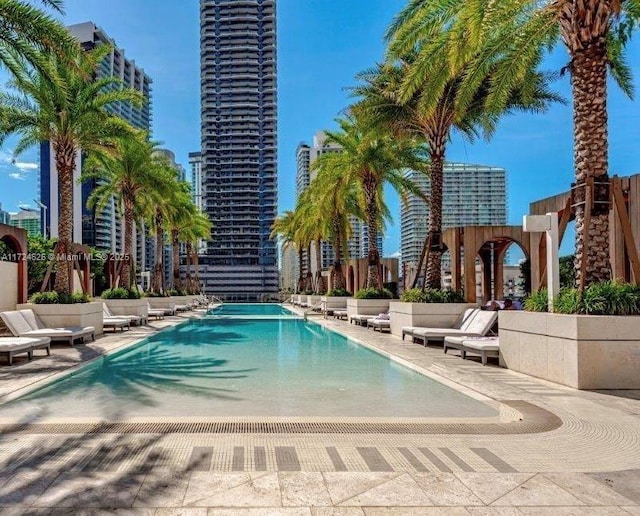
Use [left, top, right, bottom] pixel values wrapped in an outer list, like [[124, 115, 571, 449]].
[[11, 346, 257, 409], [0, 410, 203, 510]]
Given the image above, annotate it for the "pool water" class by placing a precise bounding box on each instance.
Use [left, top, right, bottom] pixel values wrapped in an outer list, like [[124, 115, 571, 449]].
[[208, 303, 294, 316], [1, 309, 498, 420]]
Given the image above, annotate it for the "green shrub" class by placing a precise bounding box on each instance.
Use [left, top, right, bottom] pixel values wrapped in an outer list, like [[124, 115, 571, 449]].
[[383, 281, 398, 298], [524, 282, 640, 315], [167, 289, 187, 296], [400, 288, 464, 303], [326, 288, 352, 297], [30, 291, 90, 304], [523, 289, 549, 312], [101, 287, 140, 300], [355, 287, 393, 300]]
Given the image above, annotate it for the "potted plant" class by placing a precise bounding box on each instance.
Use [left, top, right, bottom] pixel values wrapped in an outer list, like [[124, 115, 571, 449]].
[[321, 288, 353, 314], [18, 291, 104, 335], [347, 287, 394, 318], [388, 288, 475, 337], [101, 287, 148, 319], [499, 282, 640, 389]]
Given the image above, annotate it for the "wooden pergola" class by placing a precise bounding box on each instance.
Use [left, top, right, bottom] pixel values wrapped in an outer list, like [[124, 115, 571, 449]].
[[0, 223, 28, 304], [442, 225, 535, 304], [530, 174, 640, 288]]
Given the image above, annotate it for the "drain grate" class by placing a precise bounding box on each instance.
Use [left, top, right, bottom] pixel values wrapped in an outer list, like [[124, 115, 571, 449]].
[[0, 401, 561, 436]]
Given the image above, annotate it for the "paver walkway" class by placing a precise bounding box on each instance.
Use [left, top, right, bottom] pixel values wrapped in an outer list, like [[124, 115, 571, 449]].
[[0, 307, 639, 513]]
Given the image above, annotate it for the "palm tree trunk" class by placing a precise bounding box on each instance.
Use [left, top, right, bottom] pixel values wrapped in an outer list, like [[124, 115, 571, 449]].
[[152, 209, 164, 294], [171, 229, 181, 291], [305, 243, 313, 291], [297, 248, 304, 293], [364, 180, 381, 289], [570, 40, 611, 287], [185, 242, 193, 294], [314, 238, 324, 294], [121, 200, 134, 289], [52, 140, 76, 294], [331, 216, 346, 290], [425, 140, 445, 289]]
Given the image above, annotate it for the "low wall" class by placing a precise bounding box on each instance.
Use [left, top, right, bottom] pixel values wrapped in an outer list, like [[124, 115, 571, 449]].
[[499, 311, 640, 389], [0, 261, 18, 311], [389, 302, 477, 337]]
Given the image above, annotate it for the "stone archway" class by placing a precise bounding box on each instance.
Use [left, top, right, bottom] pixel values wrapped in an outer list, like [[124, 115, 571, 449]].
[[0, 224, 28, 306]]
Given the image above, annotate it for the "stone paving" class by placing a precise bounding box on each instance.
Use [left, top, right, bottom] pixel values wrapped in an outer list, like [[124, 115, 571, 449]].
[[0, 307, 639, 513]]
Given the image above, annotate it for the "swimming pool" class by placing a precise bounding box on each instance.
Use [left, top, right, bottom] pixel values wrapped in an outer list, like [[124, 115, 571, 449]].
[[0, 308, 498, 421], [208, 303, 294, 316]]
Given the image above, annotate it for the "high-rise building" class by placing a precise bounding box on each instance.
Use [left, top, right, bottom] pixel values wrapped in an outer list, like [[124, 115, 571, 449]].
[[188, 151, 207, 255], [0, 204, 10, 225], [39, 22, 152, 255], [401, 162, 507, 281], [198, 0, 278, 300], [9, 209, 41, 236]]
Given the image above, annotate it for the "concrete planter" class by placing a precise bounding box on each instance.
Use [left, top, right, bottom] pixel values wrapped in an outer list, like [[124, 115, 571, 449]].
[[103, 298, 148, 318], [295, 294, 307, 306], [499, 311, 640, 389], [147, 297, 177, 310], [17, 301, 104, 336], [389, 302, 477, 337], [171, 296, 188, 306], [347, 299, 391, 318], [320, 296, 350, 312]]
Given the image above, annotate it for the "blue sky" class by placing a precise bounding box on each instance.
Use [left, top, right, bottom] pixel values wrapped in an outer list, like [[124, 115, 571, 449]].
[[1, 0, 639, 258]]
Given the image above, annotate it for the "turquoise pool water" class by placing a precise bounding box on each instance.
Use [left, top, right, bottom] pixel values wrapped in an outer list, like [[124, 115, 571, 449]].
[[208, 303, 294, 316], [1, 311, 497, 420]]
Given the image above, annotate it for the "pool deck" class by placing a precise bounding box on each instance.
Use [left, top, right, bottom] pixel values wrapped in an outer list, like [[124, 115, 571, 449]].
[[0, 306, 639, 513]]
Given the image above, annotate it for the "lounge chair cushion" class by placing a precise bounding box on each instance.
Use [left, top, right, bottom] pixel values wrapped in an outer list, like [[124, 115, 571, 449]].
[[462, 337, 500, 351], [368, 318, 390, 326], [0, 338, 41, 352], [0, 311, 34, 336]]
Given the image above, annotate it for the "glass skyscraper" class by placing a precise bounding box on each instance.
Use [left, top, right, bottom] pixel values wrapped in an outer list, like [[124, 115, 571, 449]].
[[198, 0, 278, 300]]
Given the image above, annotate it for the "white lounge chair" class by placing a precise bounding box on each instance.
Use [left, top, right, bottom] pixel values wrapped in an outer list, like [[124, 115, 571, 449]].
[[444, 336, 500, 365], [146, 302, 166, 320], [332, 310, 348, 320], [147, 301, 175, 316], [402, 308, 477, 341], [349, 314, 375, 326], [367, 316, 391, 332], [0, 337, 51, 365], [103, 303, 144, 326], [411, 310, 498, 346], [1, 310, 95, 346]]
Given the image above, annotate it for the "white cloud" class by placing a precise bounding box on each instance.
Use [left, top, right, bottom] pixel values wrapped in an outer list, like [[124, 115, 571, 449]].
[[9, 172, 26, 181], [388, 251, 401, 259], [14, 161, 38, 171]]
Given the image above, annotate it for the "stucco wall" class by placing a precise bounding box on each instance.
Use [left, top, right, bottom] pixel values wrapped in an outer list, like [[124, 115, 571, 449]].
[[0, 261, 18, 311]]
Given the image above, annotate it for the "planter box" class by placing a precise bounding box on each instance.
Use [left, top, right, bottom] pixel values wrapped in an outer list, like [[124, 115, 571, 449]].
[[347, 299, 391, 318], [17, 301, 104, 336], [499, 311, 640, 389], [147, 297, 177, 311], [295, 295, 307, 306], [320, 296, 350, 312], [389, 302, 477, 337], [103, 298, 148, 319], [171, 296, 188, 306]]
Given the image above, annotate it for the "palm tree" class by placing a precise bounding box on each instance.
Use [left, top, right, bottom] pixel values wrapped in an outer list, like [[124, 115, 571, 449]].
[[0, 1, 79, 69], [353, 57, 559, 288], [182, 211, 211, 294], [295, 188, 328, 294], [323, 113, 429, 289], [386, 0, 639, 288], [271, 210, 305, 293], [0, 45, 140, 293], [309, 155, 362, 291], [165, 183, 196, 292], [83, 132, 159, 289]]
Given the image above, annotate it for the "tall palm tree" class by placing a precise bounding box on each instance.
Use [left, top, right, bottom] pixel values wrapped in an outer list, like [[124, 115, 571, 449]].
[[295, 188, 328, 294], [271, 210, 305, 293], [182, 211, 211, 294], [165, 183, 196, 292], [323, 113, 429, 289], [309, 155, 362, 291], [83, 131, 159, 289], [0, 1, 79, 69], [386, 0, 639, 288], [354, 57, 559, 288], [0, 45, 140, 293]]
